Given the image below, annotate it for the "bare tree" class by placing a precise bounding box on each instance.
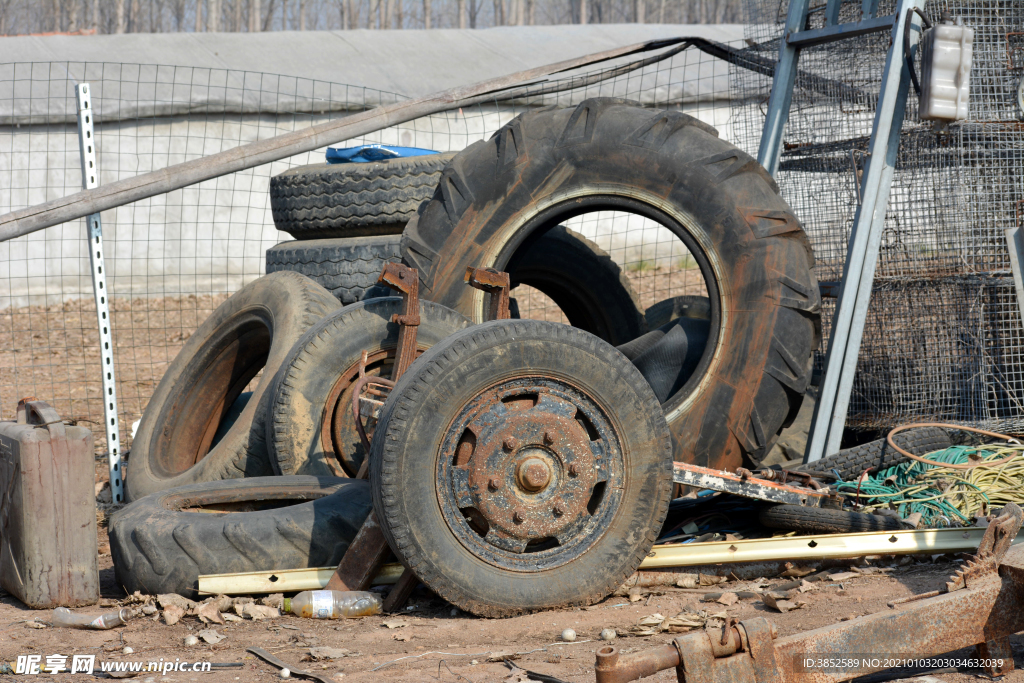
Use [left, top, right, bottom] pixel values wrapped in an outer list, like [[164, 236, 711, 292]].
[[422, 0, 430, 28], [579, 0, 587, 23]]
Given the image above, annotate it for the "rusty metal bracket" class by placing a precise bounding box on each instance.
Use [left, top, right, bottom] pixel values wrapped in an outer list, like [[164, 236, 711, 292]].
[[465, 266, 512, 320], [378, 262, 420, 381], [596, 503, 1024, 683]]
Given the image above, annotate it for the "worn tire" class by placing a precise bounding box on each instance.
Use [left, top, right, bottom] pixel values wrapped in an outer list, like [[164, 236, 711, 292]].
[[268, 298, 471, 477], [270, 153, 457, 239], [644, 295, 712, 329], [266, 236, 400, 305], [110, 477, 370, 599], [402, 100, 821, 470], [370, 320, 673, 617], [799, 427, 952, 480], [124, 272, 342, 502], [759, 504, 903, 534], [509, 225, 645, 345]]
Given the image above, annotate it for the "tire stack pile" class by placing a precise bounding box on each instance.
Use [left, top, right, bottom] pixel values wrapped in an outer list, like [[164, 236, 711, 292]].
[[109, 100, 838, 611]]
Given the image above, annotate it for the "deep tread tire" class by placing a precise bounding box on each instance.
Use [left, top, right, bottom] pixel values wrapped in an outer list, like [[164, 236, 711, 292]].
[[799, 427, 952, 480], [267, 298, 471, 477], [509, 225, 645, 345], [759, 504, 903, 534], [110, 477, 370, 599], [125, 272, 342, 502], [370, 319, 673, 617], [270, 153, 457, 239], [401, 100, 821, 470], [266, 236, 401, 305]]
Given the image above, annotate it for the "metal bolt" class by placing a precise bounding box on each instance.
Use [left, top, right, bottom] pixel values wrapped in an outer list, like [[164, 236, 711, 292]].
[[488, 477, 501, 491], [568, 463, 579, 477], [543, 432, 555, 445], [513, 509, 525, 524], [553, 503, 565, 517], [503, 437, 518, 451]]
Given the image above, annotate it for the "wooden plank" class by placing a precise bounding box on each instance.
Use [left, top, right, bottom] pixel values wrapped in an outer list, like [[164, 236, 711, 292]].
[[0, 37, 685, 243], [381, 568, 419, 613]]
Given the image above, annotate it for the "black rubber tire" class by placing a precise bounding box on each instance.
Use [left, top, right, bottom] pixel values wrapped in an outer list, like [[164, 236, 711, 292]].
[[401, 99, 821, 470], [124, 272, 342, 502], [798, 427, 951, 481], [370, 319, 673, 617], [644, 295, 711, 329], [268, 298, 471, 477], [759, 504, 903, 534], [270, 153, 457, 239], [110, 477, 371, 599], [508, 225, 645, 345], [266, 236, 400, 305]]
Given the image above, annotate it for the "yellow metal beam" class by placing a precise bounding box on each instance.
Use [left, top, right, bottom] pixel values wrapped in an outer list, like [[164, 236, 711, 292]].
[[197, 562, 404, 595], [639, 527, 1020, 569], [198, 527, 1014, 595]]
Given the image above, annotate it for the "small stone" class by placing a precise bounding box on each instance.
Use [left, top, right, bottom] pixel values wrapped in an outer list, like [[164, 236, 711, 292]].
[[142, 604, 157, 615], [470, 660, 478, 665], [561, 628, 576, 642], [279, 668, 291, 679], [600, 628, 617, 641], [184, 635, 199, 646], [122, 647, 134, 654]]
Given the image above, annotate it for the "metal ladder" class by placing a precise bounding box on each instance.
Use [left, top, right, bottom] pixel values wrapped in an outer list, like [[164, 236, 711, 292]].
[[757, 0, 927, 462]]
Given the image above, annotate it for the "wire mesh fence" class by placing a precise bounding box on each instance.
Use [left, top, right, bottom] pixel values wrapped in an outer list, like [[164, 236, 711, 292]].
[[733, 0, 1024, 433], [0, 41, 739, 453]]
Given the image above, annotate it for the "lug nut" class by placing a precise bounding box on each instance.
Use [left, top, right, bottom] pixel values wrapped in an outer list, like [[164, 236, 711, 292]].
[[503, 437, 518, 451], [488, 477, 501, 491], [513, 509, 525, 524], [543, 432, 555, 445], [553, 503, 565, 517], [568, 463, 579, 477]]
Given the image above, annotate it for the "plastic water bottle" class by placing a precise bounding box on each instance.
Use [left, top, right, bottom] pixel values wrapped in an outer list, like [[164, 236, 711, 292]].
[[282, 590, 382, 619]]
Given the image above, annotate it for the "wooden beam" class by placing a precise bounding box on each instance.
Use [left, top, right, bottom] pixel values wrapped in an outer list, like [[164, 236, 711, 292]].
[[0, 37, 686, 244]]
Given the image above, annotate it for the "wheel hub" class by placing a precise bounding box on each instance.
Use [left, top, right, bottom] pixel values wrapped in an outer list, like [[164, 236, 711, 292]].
[[449, 383, 604, 554]]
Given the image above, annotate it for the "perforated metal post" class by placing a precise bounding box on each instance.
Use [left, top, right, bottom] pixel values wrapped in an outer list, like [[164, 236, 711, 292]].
[[75, 83, 124, 504]]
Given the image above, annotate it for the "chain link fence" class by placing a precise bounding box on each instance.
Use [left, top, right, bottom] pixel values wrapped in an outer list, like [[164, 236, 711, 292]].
[[733, 0, 1024, 433], [0, 41, 739, 454]]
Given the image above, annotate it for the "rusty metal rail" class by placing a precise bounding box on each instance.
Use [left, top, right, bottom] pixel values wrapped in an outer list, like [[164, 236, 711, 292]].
[[595, 503, 1024, 683], [673, 463, 830, 507]]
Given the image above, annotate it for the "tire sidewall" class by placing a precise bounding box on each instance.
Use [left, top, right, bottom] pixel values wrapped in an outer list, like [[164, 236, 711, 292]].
[[269, 298, 471, 476], [126, 273, 340, 501]]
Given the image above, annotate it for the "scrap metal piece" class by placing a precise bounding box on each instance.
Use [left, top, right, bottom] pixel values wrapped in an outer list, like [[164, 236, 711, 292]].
[[246, 647, 333, 683], [674, 462, 829, 507], [377, 262, 420, 381], [465, 266, 512, 320], [596, 502, 1024, 683]]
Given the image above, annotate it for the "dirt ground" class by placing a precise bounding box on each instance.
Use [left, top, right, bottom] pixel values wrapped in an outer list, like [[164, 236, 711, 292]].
[[3, 549, 1022, 683], [1, 459, 1020, 683]]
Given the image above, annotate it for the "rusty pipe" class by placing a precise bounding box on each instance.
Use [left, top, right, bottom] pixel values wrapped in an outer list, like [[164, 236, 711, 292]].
[[595, 644, 680, 683]]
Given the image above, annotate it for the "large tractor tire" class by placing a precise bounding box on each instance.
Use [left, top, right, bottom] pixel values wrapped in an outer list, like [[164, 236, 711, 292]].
[[267, 298, 471, 477], [269, 153, 457, 239], [370, 320, 673, 617], [401, 99, 821, 470], [124, 272, 341, 502], [110, 477, 370, 599]]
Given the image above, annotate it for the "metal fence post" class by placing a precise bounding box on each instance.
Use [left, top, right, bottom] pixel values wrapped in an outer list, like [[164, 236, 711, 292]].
[[75, 82, 124, 504]]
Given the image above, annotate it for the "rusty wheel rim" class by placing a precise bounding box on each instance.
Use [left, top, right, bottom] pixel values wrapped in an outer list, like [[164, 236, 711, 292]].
[[437, 377, 624, 571], [320, 347, 425, 477]]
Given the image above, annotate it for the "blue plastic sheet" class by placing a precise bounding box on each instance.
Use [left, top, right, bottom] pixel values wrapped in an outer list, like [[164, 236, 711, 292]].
[[325, 144, 438, 164]]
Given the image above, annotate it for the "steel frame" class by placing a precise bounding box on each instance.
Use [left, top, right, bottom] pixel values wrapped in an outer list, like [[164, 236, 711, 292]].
[[757, 0, 927, 461]]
